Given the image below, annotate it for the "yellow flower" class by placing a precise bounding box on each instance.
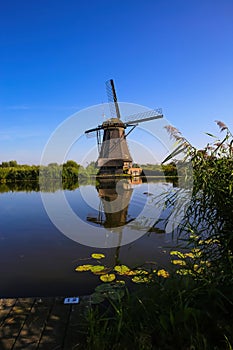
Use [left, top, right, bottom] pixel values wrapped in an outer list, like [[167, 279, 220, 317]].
[[157, 269, 169, 278], [193, 265, 204, 273], [170, 250, 185, 259], [190, 234, 198, 240], [183, 252, 195, 259], [171, 260, 186, 266], [191, 248, 202, 257], [204, 239, 220, 245], [132, 275, 150, 283]]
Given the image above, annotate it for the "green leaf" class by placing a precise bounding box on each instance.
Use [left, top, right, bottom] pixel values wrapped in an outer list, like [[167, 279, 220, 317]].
[[91, 253, 105, 259], [90, 265, 106, 274], [162, 144, 188, 164], [116, 280, 125, 285], [131, 275, 150, 283], [108, 289, 125, 300], [205, 132, 217, 138], [95, 283, 116, 293], [90, 292, 105, 304], [100, 274, 116, 282], [75, 264, 93, 272], [170, 250, 185, 259], [114, 265, 131, 275]]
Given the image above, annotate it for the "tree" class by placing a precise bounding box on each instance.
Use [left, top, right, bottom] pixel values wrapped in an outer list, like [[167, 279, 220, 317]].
[[9, 160, 18, 167], [63, 160, 80, 169]]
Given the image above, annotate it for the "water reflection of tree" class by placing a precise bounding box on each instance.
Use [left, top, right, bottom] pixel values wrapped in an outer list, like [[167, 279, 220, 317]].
[[0, 178, 97, 193], [0, 181, 40, 193]]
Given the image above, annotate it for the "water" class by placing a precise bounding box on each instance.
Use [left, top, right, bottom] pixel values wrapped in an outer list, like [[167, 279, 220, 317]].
[[0, 178, 178, 298]]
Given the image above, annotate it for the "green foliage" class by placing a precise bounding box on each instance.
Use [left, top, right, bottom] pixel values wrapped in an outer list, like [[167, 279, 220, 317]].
[[0, 163, 40, 182], [1, 161, 10, 167], [0, 160, 98, 183], [161, 122, 233, 281], [0, 159, 176, 183], [189, 126, 232, 281], [9, 160, 18, 167], [77, 276, 233, 349], [63, 160, 79, 169], [141, 163, 177, 177], [162, 162, 177, 177], [0, 160, 18, 168]]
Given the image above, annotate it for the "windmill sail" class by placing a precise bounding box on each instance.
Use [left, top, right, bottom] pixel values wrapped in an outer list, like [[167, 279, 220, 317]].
[[125, 109, 163, 125], [106, 79, 121, 119]]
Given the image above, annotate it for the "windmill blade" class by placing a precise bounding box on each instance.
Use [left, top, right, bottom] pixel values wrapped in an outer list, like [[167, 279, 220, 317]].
[[85, 125, 103, 134], [125, 109, 163, 125], [85, 132, 97, 138], [106, 79, 121, 119]]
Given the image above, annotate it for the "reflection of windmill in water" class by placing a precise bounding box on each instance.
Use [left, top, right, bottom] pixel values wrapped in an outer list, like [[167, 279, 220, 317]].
[[87, 178, 140, 264], [85, 79, 163, 176], [87, 178, 136, 229]]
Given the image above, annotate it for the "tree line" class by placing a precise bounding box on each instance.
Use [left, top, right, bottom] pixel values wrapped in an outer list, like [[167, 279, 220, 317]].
[[0, 160, 179, 182], [0, 160, 98, 182]]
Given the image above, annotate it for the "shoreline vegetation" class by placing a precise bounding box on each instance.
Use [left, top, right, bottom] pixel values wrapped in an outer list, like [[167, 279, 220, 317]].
[[0, 160, 179, 183]]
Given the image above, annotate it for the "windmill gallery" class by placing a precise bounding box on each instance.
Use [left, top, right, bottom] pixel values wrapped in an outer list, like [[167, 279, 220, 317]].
[[85, 80, 163, 176]]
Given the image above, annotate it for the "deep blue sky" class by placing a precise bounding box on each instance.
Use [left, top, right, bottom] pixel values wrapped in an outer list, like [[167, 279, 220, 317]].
[[1, 0, 233, 164]]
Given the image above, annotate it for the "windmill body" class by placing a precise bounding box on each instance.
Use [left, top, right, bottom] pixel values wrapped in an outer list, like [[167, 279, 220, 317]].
[[85, 79, 163, 176], [97, 117, 133, 175]]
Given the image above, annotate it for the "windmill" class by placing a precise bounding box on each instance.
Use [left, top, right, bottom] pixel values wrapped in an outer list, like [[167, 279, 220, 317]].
[[85, 79, 163, 176]]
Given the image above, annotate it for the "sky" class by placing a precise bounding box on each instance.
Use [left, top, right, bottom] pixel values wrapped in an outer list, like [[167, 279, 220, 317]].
[[0, 0, 233, 165]]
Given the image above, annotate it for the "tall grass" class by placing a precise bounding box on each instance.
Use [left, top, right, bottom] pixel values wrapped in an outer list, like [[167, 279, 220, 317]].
[[77, 275, 233, 349], [166, 121, 233, 282]]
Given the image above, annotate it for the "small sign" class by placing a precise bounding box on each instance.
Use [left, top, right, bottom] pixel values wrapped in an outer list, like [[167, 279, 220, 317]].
[[64, 297, 80, 304]]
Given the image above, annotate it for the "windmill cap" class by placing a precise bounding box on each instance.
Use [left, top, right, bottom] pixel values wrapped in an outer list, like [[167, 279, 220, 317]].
[[102, 118, 125, 127]]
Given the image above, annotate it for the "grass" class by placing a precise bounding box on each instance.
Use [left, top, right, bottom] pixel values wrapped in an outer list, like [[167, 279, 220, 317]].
[[75, 274, 233, 349]]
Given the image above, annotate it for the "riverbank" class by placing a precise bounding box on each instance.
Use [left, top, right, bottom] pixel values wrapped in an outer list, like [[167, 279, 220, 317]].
[[0, 296, 88, 349], [1, 273, 232, 350]]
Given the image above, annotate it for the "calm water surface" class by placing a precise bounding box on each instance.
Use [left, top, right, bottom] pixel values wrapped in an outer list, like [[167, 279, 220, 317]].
[[0, 179, 179, 298]]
